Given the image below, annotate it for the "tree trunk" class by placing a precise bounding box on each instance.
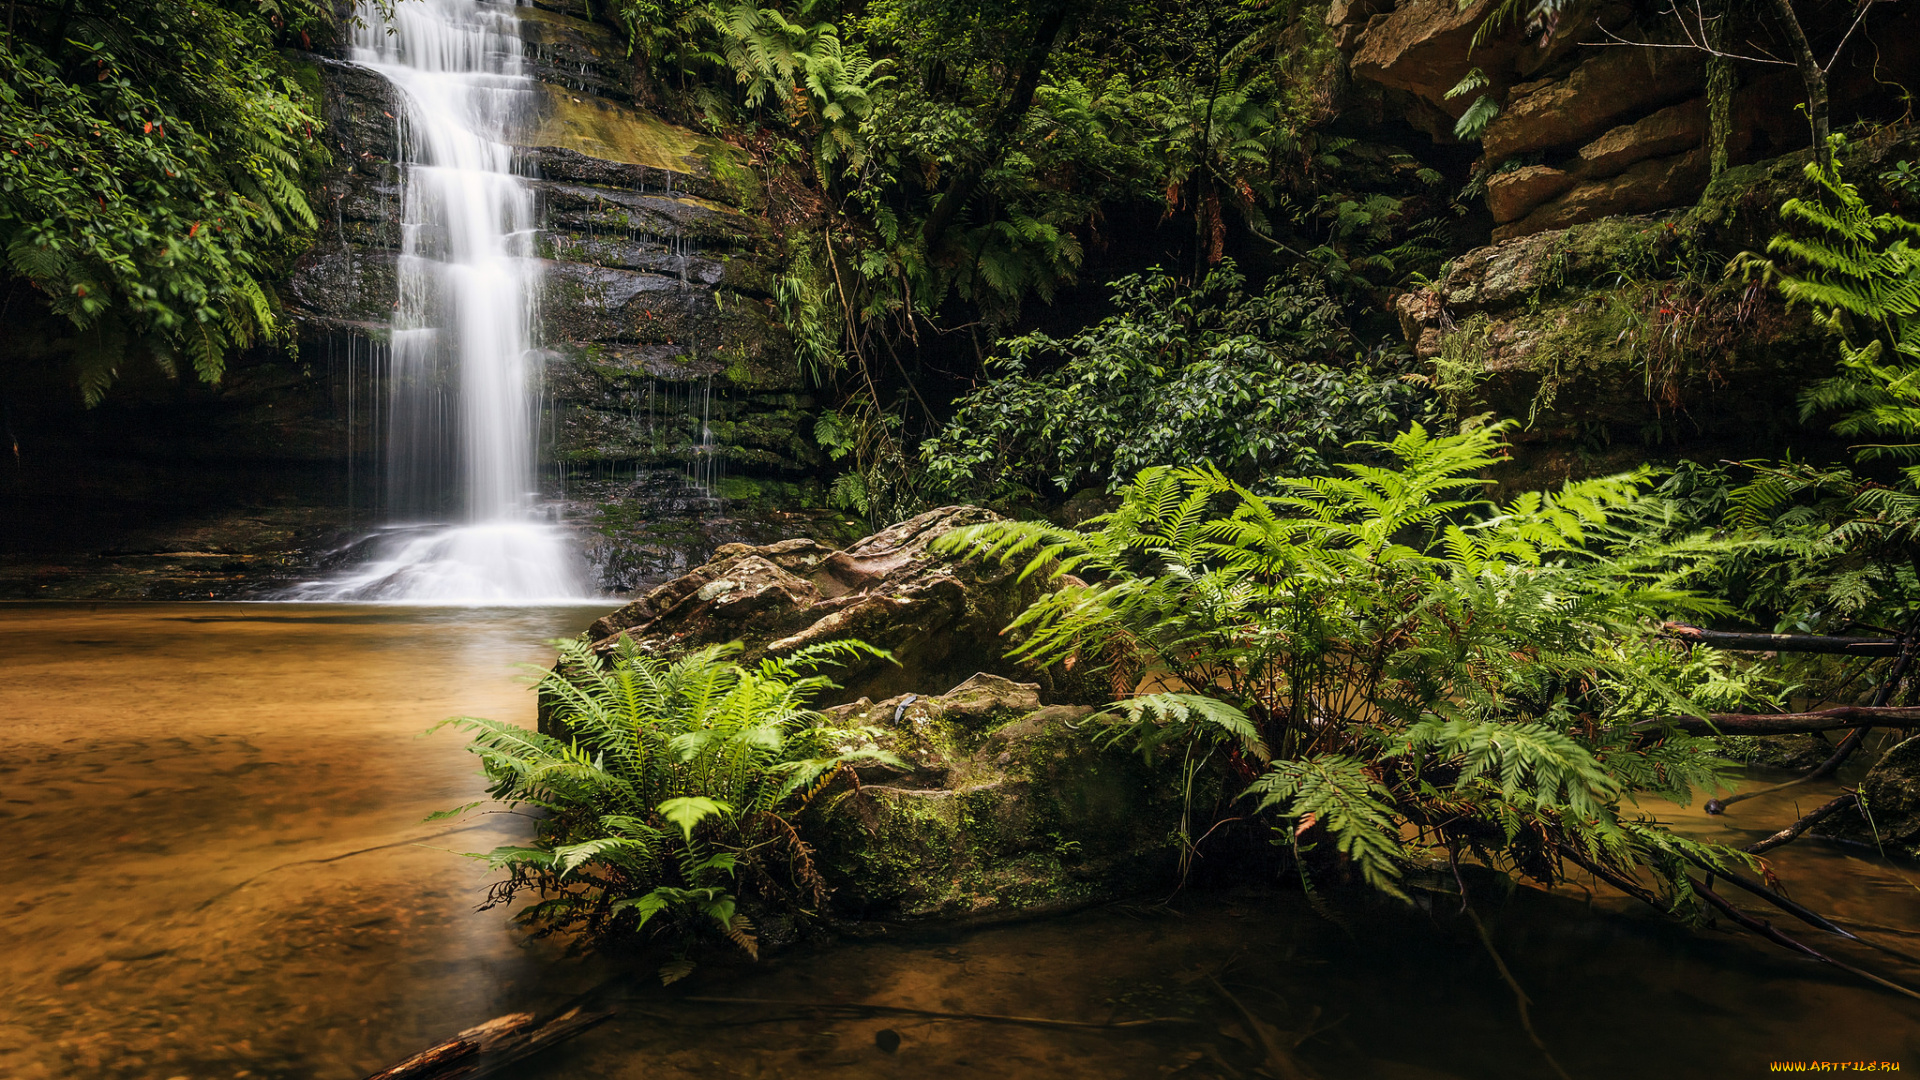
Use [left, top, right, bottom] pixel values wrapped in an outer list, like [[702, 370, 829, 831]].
[[1768, 0, 1830, 172], [920, 2, 1071, 249]]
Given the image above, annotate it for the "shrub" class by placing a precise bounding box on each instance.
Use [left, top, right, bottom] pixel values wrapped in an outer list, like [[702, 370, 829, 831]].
[[919, 262, 1430, 507]]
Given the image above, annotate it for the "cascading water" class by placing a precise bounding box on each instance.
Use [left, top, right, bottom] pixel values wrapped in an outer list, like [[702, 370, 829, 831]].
[[293, 0, 589, 602]]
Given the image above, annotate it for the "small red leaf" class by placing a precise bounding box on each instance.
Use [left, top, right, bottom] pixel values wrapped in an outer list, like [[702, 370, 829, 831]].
[[144, 122, 153, 134]]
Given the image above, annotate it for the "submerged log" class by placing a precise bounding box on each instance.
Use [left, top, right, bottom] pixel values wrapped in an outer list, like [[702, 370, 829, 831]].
[[1661, 622, 1901, 657], [363, 1007, 611, 1080]]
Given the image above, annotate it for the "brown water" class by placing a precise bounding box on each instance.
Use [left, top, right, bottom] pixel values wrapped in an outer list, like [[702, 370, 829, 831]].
[[2, 603, 1917, 1080]]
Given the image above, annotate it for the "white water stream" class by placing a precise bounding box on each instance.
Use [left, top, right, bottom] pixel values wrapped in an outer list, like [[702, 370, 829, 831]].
[[294, 0, 588, 602]]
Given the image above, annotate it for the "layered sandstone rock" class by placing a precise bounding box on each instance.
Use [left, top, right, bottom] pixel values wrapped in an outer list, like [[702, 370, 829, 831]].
[[580, 505, 1096, 705], [1336, 0, 1917, 238]]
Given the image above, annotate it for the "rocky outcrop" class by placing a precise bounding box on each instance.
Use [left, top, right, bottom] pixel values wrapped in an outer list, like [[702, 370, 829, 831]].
[[579, 505, 1093, 705], [1480, 47, 1703, 164], [1493, 146, 1708, 241], [570, 509, 1196, 922], [1486, 165, 1575, 224], [1337, 0, 1919, 238], [1389, 127, 1920, 486], [1814, 737, 1920, 858]]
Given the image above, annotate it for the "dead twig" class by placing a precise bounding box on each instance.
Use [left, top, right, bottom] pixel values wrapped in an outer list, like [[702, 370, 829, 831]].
[[1746, 792, 1859, 856]]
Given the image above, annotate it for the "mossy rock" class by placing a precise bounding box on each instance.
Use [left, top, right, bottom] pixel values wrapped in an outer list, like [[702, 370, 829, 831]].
[[1813, 736, 1920, 857], [809, 675, 1190, 922]]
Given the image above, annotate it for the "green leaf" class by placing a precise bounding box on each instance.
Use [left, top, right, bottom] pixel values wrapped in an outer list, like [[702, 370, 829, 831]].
[[658, 796, 733, 840]]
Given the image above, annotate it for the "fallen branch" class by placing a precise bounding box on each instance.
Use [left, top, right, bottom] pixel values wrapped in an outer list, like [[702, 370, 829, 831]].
[[1560, 846, 1920, 1002], [1672, 847, 1920, 967], [1663, 623, 1902, 656], [1706, 615, 1917, 812], [1635, 705, 1920, 736], [681, 995, 1201, 1031], [363, 1007, 611, 1080], [1690, 879, 1920, 1003], [1746, 793, 1860, 855]]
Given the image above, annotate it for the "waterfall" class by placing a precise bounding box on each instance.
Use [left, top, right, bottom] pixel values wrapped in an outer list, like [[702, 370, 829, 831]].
[[293, 0, 589, 603]]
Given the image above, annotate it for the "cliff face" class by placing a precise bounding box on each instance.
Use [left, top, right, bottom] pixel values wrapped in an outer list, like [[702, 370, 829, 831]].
[[1389, 129, 1920, 488], [1335, 0, 1919, 239], [286, 0, 842, 592]]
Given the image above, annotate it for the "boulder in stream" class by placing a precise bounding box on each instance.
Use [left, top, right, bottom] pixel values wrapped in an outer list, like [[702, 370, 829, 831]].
[[581, 505, 1100, 706], [569, 507, 1197, 923]]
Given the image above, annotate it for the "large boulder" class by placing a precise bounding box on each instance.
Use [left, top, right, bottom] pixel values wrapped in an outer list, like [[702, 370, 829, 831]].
[[571, 509, 1202, 924], [808, 674, 1192, 921], [579, 505, 1096, 706]]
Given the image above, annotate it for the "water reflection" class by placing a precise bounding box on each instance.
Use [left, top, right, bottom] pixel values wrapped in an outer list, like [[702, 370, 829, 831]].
[[0, 603, 1917, 1079], [0, 603, 606, 1080]]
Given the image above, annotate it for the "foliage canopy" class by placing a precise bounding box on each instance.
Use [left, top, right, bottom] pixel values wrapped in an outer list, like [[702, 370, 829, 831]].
[[921, 261, 1430, 506], [1, 0, 328, 401]]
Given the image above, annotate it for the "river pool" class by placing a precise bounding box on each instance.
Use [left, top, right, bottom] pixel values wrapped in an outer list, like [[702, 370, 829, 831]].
[[2, 603, 1916, 1079]]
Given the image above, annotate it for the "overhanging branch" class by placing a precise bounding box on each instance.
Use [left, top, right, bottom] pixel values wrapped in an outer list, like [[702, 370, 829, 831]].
[[1662, 622, 1901, 656], [1637, 705, 1920, 736]]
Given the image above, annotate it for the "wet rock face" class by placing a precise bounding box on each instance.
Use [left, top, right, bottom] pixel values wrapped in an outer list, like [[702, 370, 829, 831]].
[[286, 5, 812, 591], [580, 505, 1095, 705]]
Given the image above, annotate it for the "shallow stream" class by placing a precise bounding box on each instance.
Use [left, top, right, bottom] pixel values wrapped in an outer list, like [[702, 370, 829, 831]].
[[2, 603, 1917, 1079]]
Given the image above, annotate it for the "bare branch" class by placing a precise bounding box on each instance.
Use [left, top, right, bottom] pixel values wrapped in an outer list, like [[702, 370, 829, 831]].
[[1591, 5, 1794, 67], [1635, 705, 1920, 736], [1823, 0, 1884, 75], [1662, 622, 1901, 656]]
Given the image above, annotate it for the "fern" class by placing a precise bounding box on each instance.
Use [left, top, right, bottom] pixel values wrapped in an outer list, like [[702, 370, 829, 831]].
[[433, 636, 900, 954], [950, 422, 1763, 907]]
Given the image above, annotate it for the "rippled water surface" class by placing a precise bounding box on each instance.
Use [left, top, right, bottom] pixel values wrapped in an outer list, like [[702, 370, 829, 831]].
[[2, 602, 1918, 1080]]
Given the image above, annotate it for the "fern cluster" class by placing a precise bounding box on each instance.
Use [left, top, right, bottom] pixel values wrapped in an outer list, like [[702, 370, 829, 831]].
[[1701, 141, 1920, 634], [1, 0, 328, 401], [940, 422, 1770, 910], [436, 637, 899, 962]]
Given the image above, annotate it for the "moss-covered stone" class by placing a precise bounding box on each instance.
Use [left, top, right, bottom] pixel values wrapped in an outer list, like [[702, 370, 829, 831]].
[[1813, 736, 1920, 858], [813, 676, 1189, 922], [1397, 128, 1920, 483]]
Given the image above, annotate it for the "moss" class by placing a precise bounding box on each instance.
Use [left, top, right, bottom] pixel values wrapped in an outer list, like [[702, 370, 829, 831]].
[[513, 3, 622, 54], [523, 85, 709, 173]]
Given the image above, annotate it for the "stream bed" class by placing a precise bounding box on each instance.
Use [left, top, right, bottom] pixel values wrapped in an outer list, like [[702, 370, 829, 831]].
[[2, 602, 1917, 1079]]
